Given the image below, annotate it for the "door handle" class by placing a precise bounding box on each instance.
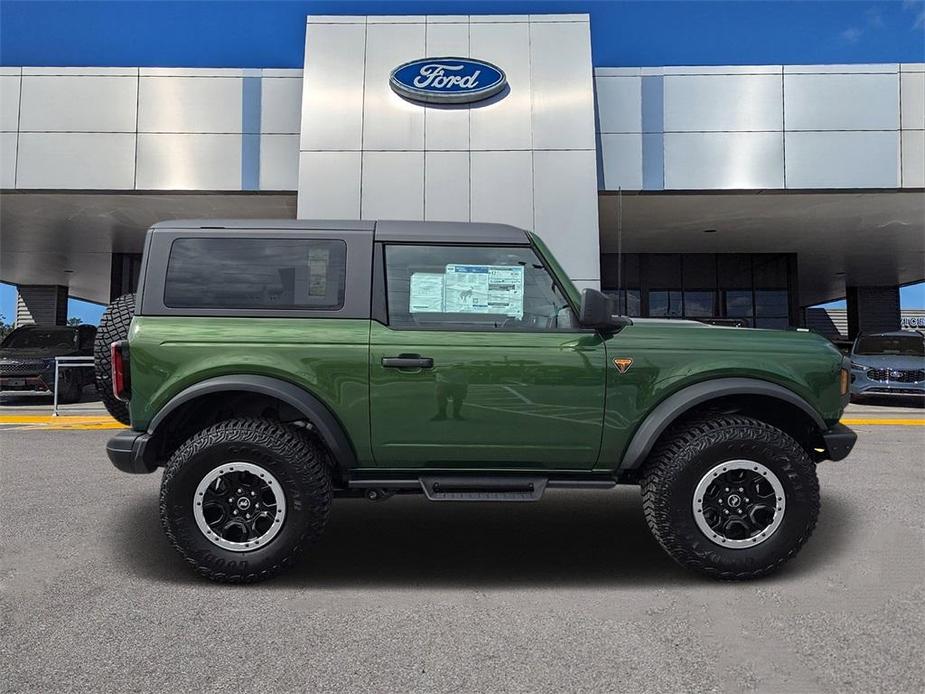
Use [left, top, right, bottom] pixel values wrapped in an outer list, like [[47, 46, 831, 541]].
[[382, 355, 434, 369]]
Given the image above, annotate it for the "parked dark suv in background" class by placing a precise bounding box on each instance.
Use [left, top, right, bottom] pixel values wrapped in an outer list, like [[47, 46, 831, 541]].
[[0, 324, 97, 403]]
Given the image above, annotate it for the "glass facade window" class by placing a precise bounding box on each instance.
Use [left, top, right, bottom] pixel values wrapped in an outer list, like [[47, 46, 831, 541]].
[[723, 290, 754, 318], [683, 291, 716, 317], [649, 290, 682, 317], [601, 253, 796, 328], [603, 289, 642, 317]]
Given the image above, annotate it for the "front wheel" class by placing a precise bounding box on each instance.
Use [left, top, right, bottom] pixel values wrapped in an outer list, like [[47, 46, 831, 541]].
[[641, 415, 819, 580], [159, 418, 332, 583]]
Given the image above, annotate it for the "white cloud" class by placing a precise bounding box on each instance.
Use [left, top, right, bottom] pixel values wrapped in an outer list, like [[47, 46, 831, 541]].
[[840, 27, 863, 43], [902, 0, 925, 30]]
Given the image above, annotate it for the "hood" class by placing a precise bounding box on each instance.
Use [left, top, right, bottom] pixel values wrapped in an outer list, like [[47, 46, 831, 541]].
[[0, 346, 77, 360], [622, 319, 843, 357], [849, 353, 925, 370]]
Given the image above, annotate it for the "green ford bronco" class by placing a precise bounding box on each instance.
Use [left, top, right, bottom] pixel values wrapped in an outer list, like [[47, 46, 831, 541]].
[[101, 219, 856, 583]]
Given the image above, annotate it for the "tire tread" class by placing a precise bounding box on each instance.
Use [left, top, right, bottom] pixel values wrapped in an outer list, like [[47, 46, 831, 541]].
[[159, 417, 332, 583], [641, 414, 820, 581]]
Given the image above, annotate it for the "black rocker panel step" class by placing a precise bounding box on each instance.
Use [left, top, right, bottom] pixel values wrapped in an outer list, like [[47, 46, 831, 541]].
[[420, 476, 547, 502]]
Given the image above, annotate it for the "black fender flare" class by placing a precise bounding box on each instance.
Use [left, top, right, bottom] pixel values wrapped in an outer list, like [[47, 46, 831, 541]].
[[617, 377, 827, 470], [148, 375, 358, 474]]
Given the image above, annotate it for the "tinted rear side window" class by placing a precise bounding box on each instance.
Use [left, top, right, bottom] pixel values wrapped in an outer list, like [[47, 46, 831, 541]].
[[164, 238, 347, 310]]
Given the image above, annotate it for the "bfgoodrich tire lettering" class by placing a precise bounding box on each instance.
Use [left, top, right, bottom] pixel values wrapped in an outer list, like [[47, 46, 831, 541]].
[[159, 418, 332, 583], [641, 414, 820, 580]]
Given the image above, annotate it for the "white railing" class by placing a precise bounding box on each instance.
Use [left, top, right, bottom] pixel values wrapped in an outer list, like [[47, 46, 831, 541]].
[[52, 356, 96, 416]]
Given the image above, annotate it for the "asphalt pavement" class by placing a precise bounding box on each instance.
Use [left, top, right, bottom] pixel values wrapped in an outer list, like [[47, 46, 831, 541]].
[[1, 423, 923, 693]]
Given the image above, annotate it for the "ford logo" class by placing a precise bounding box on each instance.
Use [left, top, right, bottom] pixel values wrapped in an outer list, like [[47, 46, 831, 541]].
[[389, 57, 507, 105]]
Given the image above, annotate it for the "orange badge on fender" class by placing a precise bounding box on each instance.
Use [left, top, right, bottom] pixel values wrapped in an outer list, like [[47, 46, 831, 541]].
[[612, 357, 633, 374]]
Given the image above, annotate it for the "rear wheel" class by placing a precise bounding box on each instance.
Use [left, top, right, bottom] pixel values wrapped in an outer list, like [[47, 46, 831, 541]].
[[93, 293, 135, 424], [159, 418, 332, 583], [641, 414, 819, 580]]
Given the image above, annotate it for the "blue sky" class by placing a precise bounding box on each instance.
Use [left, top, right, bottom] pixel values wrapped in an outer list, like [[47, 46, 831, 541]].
[[1, 1, 924, 68]]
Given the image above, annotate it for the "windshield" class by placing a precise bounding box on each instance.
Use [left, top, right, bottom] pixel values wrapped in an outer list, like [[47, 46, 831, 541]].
[[854, 334, 924, 357], [1, 327, 78, 350]]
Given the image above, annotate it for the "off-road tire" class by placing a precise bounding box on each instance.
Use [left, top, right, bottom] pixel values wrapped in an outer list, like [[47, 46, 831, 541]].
[[94, 293, 135, 425], [641, 414, 819, 580], [160, 418, 332, 583]]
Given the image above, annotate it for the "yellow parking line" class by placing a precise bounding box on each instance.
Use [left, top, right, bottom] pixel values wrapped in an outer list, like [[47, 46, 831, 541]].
[[0, 415, 123, 430], [841, 418, 924, 426]]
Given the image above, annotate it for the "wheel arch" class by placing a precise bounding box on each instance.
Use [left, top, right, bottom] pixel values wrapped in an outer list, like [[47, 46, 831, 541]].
[[618, 378, 828, 471], [147, 375, 358, 478]]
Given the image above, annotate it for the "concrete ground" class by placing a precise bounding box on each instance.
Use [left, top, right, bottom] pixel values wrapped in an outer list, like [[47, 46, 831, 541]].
[[1, 422, 923, 693]]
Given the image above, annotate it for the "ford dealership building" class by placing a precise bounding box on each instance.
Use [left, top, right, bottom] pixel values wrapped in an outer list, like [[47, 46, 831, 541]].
[[1, 13, 923, 337]]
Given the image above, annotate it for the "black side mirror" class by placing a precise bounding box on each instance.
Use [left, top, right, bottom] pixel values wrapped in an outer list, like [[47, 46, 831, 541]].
[[579, 289, 632, 331]]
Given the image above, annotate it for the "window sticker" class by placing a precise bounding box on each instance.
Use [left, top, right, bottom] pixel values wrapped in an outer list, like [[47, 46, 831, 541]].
[[307, 247, 330, 297], [444, 264, 524, 318], [409, 272, 446, 312]]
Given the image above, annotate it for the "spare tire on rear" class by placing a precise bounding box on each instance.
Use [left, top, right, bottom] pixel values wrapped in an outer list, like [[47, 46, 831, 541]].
[[94, 293, 135, 425]]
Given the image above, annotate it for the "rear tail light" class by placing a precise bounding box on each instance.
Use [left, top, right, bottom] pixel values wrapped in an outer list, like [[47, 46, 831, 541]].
[[111, 340, 130, 401]]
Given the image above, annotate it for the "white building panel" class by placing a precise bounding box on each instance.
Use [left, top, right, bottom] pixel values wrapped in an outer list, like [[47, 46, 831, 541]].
[[424, 22, 470, 151], [469, 21, 532, 150], [0, 74, 21, 131], [600, 133, 643, 190], [533, 150, 600, 282], [785, 131, 899, 188], [19, 75, 137, 133], [902, 130, 925, 188], [361, 151, 424, 220], [595, 76, 642, 133], [470, 151, 533, 229], [784, 73, 899, 131], [136, 133, 242, 190], [424, 151, 469, 222], [900, 71, 925, 130], [259, 134, 299, 190], [260, 77, 302, 134], [16, 133, 135, 189], [663, 74, 783, 132], [0, 132, 16, 187], [664, 132, 784, 189], [297, 151, 361, 218], [530, 20, 595, 150], [299, 22, 366, 150], [362, 22, 425, 151], [138, 76, 243, 133]]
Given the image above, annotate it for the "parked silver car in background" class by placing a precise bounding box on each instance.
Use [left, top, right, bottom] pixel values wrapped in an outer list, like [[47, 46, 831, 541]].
[[849, 331, 925, 401]]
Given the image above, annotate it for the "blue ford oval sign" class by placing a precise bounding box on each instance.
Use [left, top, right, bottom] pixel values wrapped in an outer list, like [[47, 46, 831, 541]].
[[389, 57, 507, 105]]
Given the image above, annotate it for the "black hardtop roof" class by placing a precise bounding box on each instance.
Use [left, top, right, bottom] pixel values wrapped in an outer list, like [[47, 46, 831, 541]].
[[149, 219, 530, 244]]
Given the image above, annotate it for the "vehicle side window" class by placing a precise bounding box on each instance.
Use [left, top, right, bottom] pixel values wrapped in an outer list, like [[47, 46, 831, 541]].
[[164, 238, 347, 310], [384, 244, 577, 331]]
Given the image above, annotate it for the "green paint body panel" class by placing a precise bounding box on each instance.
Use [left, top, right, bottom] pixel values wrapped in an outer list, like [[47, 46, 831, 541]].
[[125, 231, 847, 474], [128, 317, 375, 465], [369, 322, 607, 468], [595, 320, 846, 471]]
